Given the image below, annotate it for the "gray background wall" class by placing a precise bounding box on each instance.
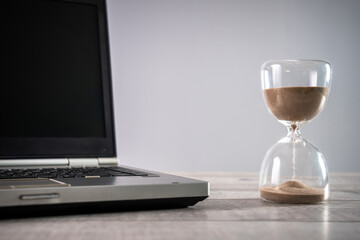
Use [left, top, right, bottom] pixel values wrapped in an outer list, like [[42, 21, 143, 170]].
[[107, 0, 360, 172]]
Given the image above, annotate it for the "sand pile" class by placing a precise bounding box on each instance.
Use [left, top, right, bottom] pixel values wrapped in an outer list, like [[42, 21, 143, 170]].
[[260, 180, 325, 204]]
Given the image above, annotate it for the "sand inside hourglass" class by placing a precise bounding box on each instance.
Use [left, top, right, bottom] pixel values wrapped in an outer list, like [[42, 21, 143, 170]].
[[261, 86, 329, 204], [263, 86, 329, 122]]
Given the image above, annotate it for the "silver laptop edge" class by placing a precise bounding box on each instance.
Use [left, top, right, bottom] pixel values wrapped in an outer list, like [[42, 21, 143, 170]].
[[0, 158, 118, 168]]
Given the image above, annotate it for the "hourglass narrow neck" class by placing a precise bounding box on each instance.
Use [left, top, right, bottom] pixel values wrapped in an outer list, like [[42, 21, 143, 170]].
[[287, 123, 302, 141]]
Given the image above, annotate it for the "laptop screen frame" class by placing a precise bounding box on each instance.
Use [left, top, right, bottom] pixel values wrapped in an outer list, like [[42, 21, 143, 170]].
[[0, 0, 116, 159]]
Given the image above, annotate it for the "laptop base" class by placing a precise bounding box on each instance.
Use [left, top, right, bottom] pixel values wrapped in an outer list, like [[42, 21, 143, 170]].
[[0, 196, 207, 219]]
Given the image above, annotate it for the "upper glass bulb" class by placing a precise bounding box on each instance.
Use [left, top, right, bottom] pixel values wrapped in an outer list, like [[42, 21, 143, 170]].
[[261, 59, 332, 128]]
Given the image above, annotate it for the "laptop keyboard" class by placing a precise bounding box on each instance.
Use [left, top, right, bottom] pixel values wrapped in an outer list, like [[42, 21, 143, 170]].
[[0, 167, 158, 179]]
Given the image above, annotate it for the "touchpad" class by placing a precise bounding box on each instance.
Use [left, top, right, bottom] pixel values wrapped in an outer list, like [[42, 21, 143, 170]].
[[0, 178, 70, 189]]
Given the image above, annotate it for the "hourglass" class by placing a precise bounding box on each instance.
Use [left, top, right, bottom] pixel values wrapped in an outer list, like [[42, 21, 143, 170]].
[[259, 60, 332, 204]]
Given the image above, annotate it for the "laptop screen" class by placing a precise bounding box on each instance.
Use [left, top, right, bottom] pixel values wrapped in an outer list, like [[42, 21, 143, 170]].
[[2, 0, 116, 158]]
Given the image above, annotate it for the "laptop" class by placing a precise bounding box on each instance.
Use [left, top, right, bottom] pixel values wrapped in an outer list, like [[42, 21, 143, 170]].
[[1, 0, 209, 215]]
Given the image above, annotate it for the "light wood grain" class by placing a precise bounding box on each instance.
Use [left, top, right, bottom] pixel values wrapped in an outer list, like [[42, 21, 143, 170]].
[[0, 172, 359, 240], [1, 221, 360, 240]]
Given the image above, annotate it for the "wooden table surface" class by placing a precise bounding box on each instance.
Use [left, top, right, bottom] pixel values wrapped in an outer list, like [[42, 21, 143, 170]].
[[0, 172, 359, 240]]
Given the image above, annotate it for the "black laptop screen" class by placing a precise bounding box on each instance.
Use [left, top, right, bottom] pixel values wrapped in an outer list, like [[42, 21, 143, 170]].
[[2, 0, 116, 158]]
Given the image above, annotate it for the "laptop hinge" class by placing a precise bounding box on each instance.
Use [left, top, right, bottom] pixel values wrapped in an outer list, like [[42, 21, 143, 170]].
[[68, 158, 118, 168], [98, 157, 119, 167], [68, 158, 99, 168]]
